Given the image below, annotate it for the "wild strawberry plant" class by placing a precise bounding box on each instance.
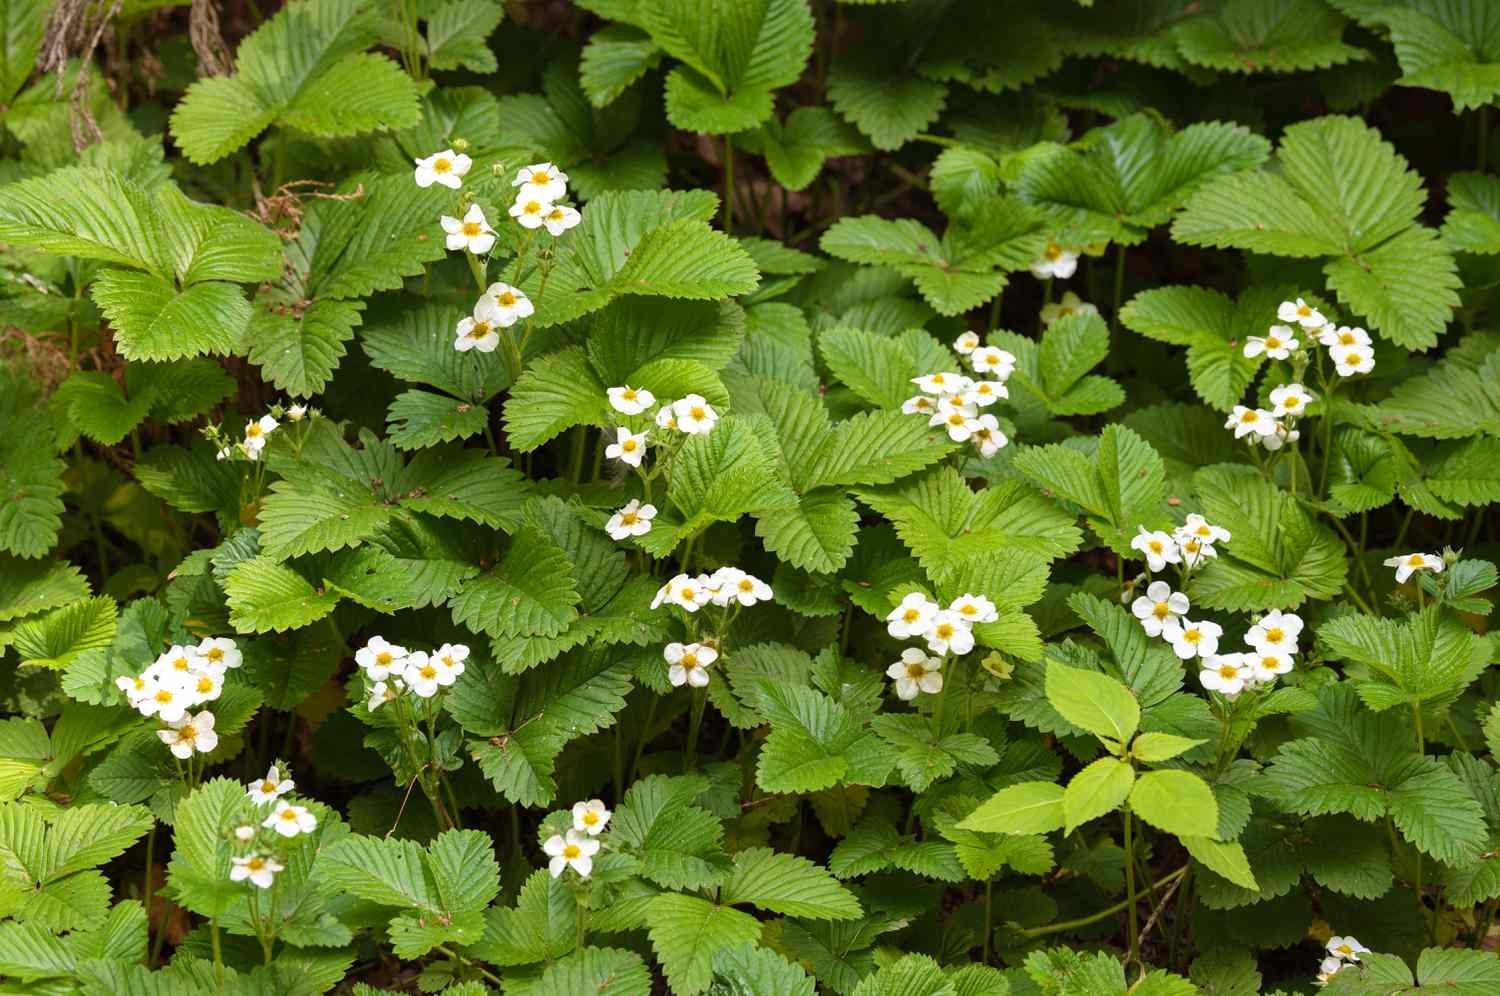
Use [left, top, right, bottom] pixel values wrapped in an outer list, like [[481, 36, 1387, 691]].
[[2, 0, 1500, 993]]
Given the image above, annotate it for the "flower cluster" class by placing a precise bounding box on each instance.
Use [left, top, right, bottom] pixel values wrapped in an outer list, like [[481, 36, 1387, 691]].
[[355, 636, 469, 707], [651, 568, 773, 687], [902, 335, 1015, 459], [883, 592, 997, 699], [216, 413, 277, 461], [1316, 934, 1369, 985], [454, 281, 535, 353], [543, 799, 611, 879], [117, 637, 241, 758], [226, 764, 320, 890], [509, 163, 582, 237], [1199, 609, 1303, 698], [1130, 513, 1231, 574], [602, 389, 721, 474]]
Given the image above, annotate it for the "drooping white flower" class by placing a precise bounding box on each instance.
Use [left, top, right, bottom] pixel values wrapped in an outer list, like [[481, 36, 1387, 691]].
[[953, 331, 981, 355], [1270, 383, 1316, 419], [1332, 343, 1375, 377], [508, 193, 553, 230], [1177, 513, 1231, 547], [1384, 551, 1443, 584], [1131, 527, 1181, 572], [572, 799, 612, 836], [543, 829, 599, 878], [1316, 956, 1345, 985], [1040, 290, 1099, 325], [1225, 405, 1277, 439], [413, 149, 471, 189], [441, 204, 496, 254], [1327, 936, 1369, 962], [484, 282, 535, 327], [243, 415, 277, 453], [605, 427, 648, 467], [514, 162, 569, 203], [158, 711, 218, 759], [1317, 325, 1370, 349], [930, 402, 981, 442], [454, 297, 503, 353], [886, 647, 943, 701], [608, 385, 656, 415], [542, 204, 582, 237], [230, 854, 283, 889], [969, 346, 1016, 380], [886, 592, 939, 639], [1255, 421, 1300, 451], [285, 404, 307, 421], [654, 405, 678, 431], [247, 765, 295, 806], [197, 636, 242, 672], [1243, 326, 1298, 360], [1199, 653, 1250, 696], [1030, 242, 1078, 280], [367, 679, 400, 711], [1277, 298, 1325, 330], [912, 372, 964, 396], [963, 381, 1007, 407], [116, 674, 150, 707], [606, 500, 656, 540], [1163, 618, 1222, 660], [1246, 610, 1303, 656], [665, 642, 716, 688], [1176, 535, 1218, 568], [710, 567, 772, 607], [901, 395, 937, 416], [1246, 650, 1293, 686], [970, 414, 1007, 457], [672, 395, 719, 434], [1131, 580, 1189, 638], [924, 610, 975, 655], [263, 800, 317, 838], [356, 636, 409, 681], [949, 593, 999, 625]]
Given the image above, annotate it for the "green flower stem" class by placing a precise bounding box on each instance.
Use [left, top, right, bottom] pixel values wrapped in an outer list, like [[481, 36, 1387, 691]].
[[210, 917, 223, 979], [1122, 807, 1140, 965], [1015, 865, 1188, 940]]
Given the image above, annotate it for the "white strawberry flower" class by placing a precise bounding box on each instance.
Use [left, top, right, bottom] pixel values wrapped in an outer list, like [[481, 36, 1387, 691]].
[[1225, 405, 1277, 439], [672, 395, 719, 434], [405, 652, 452, 698], [138, 681, 189, 724], [971, 414, 1008, 457], [542, 204, 582, 236], [483, 282, 535, 327], [709, 566, 772, 606], [1199, 653, 1250, 696], [606, 500, 656, 540], [1030, 242, 1078, 279], [572, 799, 612, 836], [912, 372, 964, 396], [1317, 325, 1370, 349], [146, 645, 202, 684], [413, 149, 471, 189], [247, 765, 294, 806], [116, 674, 150, 707], [901, 395, 937, 416], [654, 405, 678, 431], [1246, 610, 1303, 655], [607, 385, 656, 415], [886, 592, 939, 639], [1332, 343, 1375, 377], [1176, 534, 1218, 568], [1256, 422, 1300, 451], [930, 403, 981, 442], [234, 825, 255, 843], [230, 854, 283, 889], [1317, 956, 1345, 984], [1270, 383, 1316, 419], [1131, 580, 1189, 638], [197, 636, 241, 671], [969, 346, 1016, 380], [243, 414, 277, 453], [544, 829, 599, 878], [1384, 551, 1443, 584], [1130, 527, 1181, 572], [1178, 513, 1231, 546], [1164, 618, 1223, 660], [356, 636, 409, 681], [605, 427, 648, 467], [514, 162, 569, 203], [1327, 936, 1369, 962], [442, 204, 496, 254], [435, 644, 469, 682], [948, 593, 998, 624], [1040, 290, 1099, 325], [263, 800, 317, 838], [924, 610, 975, 655], [454, 297, 504, 353], [285, 404, 307, 421], [185, 669, 223, 705], [953, 331, 981, 354], [367, 679, 401, 711], [656, 574, 708, 612], [158, 710, 217, 759], [1243, 325, 1298, 360], [886, 647, 943, 700], [1246, 650, 1294, 686], [1277, 298, 1325, 329], [508, 193, 553, 230], [665, 642, 716, 688], [963, 381, 1007, 407]]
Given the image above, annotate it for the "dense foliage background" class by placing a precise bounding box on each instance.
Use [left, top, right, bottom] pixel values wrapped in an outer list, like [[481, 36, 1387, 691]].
[[2, 0, 1500, 993]]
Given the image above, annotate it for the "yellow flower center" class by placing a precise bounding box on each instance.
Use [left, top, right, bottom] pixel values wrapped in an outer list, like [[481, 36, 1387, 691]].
[[622, 439, 637, 452], [1266, 627, 1284, 643], [935, 623, 954, 639], [1338, 332, 1355, 345], [280, 809, 297, 822], [376, 652, 392, 666], [680, 653, 698, 669], [563, 843, 580, 859], [1195, 525, 1212, 537], [1148, 540, 1163, 553], [1408, 554, 1425, 566], [247, 425, 263, 439], [906, 663, 927, 679], [1184, 539, 1201, 553], [433, 158, 452, 173], [1218, 664, 1238, 679], [155, 690, 173, 704], [1265, 336, 1281, 349], [959, 604, 977, 616], [173, 657, 191, 670], [621, 388, 637, 401], [902, 608, 920, 623], [738, 579, 754, 592], [1296, 304, 1311, 317], [679, 588, 697, 603], [468, 322, 491, 338], [948, 413, 965, 426], [179, 724, 197, 742], [1044, 243, 1062, 260], [497, 292, 517, 307], [524, 200, 543, 215], [196, 676, 214, 693], [1262, 656, 1278, 669], [462, 221, 483, 237], [1153, 602, 1170, 619], [419, 665, 437, 680], [1060, 306, 1075, 316], [1336, 945, 1351, 956], [442, 655, 456, 667], [1185, 629, 1201, 644], [690, 406, 706, 419], [248, 857, 265, 871], [620, 512, 639, 526], [583, 811, 599, 826], [533, 171, 550, 184], [205, 647, 224, 662], [1240, 411, 1259, 424], [259, 780, 276, 795]]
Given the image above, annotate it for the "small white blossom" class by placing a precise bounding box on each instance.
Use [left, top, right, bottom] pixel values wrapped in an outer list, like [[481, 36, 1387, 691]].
[[1131, 580, 1189, 638], [508, 193, 552, 230], [1177, 513, 1231, 547], [544, 829, 599, 878], [185, 669, 223, 706], [405, 652, 456, 699], [607, 385, 656, 415], [285, 404, 307, 421], [912, 372, 964, 396], [1164, 618, 1223, 660], [1316, 956, 1344, 985], [572, 799, 612, 836], [948, 593, 998, 625], [963, 381, 1007, 407], [263, 800, 317, 838], [442, 204, 496, 254], [1277, 298, 1325, 330], [971, 414, 1008, 457], [886, 592, 939, 639], [435, 643, 468, 681], [924, 610, 975, 655], [1384, 551, 1443, 584], [1332, 343, 1375, 377], [653, 573, 708, 612], [605, 427, 648, 467], [514, 162, 569, 203], [413, 149, 471, 189], [356, 636, 409, 681], [542, 204, 582, 237], [367, 679, 400, 711], [158, 711, 217, 759], [1131, 527, 1180, 573], [902, 395, 937, 416], [886, 648, 943, 700], [1176, 535, 1218, 567], [116, 675, 149, 707], [248, 765, 295, 806], [1243, 326, 1298, 360], [234, 825, 256, 843], [672, 395, 719, 434], [1040, 290, 1099, 325], [197, 636, 241, 671], [1246, 650, 1294, 686], [1270, 383, 1316, 419], [953, 331, 980, 354], [1246, 610, 1303, 656], [483, 282, 535, 327], [969, 346, 1016, 380], [654, 406, 678, 431], [1327, 936, 1369, 962], [710, 567, 772, 607], [1317, 325, 1370, 349], [665, 642, 716, 688], [930, 402, 981, 442], [1225, 405, 1277, 439], [230, 854, 283, 889], [137, 682, 189, 724], [1030, 242, 1078, 280], [606, 500, 656, 540], [243, 415, 277, 453], [1199, 653, 1250, 696], [454, 297, 503, 353], [1256, 421, 1300, 451]]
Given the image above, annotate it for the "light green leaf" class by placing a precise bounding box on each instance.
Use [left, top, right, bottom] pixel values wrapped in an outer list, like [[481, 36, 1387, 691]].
[[958, 781, 1066, 835], [1129, 770, 1219, 838], [1064, 757, 1135, 833]]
